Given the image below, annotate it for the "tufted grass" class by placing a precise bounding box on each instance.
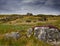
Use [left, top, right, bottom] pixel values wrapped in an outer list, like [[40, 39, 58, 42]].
[[0, 15, 60, 46], [0, 24, 53, 46]]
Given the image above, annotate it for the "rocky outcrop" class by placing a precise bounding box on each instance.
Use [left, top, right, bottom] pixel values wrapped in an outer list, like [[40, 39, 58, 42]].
[[4, 32, 20, 40], [27, 25, 60, 45], [27, 28, 33, 37]]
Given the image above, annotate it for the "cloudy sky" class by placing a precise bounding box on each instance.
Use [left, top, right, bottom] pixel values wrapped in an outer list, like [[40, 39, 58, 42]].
[[0, 0, 60, 15]]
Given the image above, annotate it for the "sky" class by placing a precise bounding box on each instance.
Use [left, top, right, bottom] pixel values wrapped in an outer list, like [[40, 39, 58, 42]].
[[0, 0, 60, 15]]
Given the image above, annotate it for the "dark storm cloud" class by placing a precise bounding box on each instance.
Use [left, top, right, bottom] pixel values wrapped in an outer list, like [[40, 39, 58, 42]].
[[0, 0, 60, 15], [53, 0, 60, 10], [45, 0, 60, 10]]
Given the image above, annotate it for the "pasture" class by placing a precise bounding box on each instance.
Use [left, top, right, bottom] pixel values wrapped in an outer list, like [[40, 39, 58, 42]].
[[0, 14, 60, 46]]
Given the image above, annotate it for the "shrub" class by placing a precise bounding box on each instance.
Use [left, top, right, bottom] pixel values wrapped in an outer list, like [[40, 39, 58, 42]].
[[26, 20, 31, 23]]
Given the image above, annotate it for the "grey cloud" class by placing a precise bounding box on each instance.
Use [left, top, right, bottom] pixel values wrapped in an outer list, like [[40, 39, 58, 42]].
[[45, 0, 60, 10], [0, 0, 60, 15]]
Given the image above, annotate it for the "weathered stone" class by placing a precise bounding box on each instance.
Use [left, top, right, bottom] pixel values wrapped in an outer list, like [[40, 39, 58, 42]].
[[27, 28, 33, 37], [27, 25, 60, 45], [4, 32, 20, 40]]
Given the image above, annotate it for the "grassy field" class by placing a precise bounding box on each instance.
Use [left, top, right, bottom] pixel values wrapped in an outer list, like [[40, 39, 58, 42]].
[[0, 14, 60, 46]]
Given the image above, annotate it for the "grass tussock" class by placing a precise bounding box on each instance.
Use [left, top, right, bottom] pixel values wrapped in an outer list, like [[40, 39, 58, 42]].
[[0, 15, 60, 46]]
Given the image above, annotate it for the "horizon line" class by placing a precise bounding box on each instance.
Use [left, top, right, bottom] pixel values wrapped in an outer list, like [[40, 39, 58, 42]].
[[0, 13, 60, 15]]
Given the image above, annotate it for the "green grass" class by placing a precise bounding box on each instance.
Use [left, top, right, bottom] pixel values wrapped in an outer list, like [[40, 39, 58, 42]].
[[0, 15, 60, 46], [0, 36, 52, 46], [0, 24, 53, 46], [0, 24, 33, 34]]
